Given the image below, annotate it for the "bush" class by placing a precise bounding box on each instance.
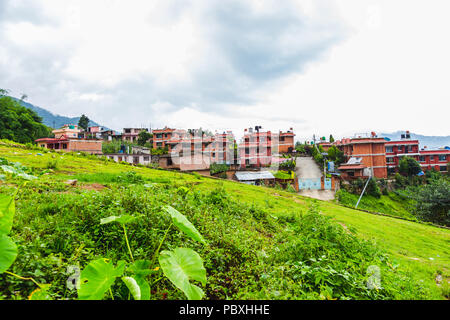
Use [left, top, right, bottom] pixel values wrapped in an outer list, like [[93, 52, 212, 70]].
[[414, 180, 450, 226]]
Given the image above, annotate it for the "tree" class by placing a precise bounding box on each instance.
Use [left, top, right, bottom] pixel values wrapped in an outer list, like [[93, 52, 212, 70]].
[[0, 92, 51, 144], [398, 157, 422, 177], [327, 145, 344, 165], [137, 131, 152, 146], [329, 134, 335, 143], [78, 114, 90, 131], [415, 180, 450, 226]]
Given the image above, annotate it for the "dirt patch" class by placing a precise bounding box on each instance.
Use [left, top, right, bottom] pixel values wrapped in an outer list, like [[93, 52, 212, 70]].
[[79, 183, 107, 191]]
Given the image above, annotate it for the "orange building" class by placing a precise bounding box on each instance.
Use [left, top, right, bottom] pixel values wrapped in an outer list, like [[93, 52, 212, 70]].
[[152, 127, 178, 150], [334, 132, 387, 179], [278, 129, 295, 153], [36, 124, 103, 155]]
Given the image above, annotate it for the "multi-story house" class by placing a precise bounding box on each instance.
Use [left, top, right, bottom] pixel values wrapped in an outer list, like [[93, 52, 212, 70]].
[[122, 128, 149, 143], [384, 131, 420, 175], [383, 131, 449, 174], [152, 127, 178, 150], [334, 132, 387, 179], [35, 124, 102, 154], [418, 149, 450, 173]]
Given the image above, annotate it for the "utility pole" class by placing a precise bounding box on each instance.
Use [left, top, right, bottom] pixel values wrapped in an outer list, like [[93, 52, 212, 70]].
[[355, 173, 372, 209]]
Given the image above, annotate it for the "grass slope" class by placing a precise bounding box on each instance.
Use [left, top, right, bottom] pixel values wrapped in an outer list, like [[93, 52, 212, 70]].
[[0, 141, 449, 299]]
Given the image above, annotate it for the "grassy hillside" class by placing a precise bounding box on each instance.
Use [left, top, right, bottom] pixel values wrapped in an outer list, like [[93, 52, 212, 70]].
[[0, 140, 449, 300], [336, 189, 416, 220]]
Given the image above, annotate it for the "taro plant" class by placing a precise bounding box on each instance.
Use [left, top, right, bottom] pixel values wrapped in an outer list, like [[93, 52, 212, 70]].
[[0, 187, 50, 299], [77, 205, 207, 300]]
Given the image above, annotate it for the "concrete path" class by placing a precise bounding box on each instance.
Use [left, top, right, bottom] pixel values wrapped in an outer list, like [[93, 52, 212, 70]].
[[295, 156, 335, 201]]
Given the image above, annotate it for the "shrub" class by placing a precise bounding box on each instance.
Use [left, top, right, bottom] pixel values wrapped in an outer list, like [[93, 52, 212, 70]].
[[414, 179, 450, 226]]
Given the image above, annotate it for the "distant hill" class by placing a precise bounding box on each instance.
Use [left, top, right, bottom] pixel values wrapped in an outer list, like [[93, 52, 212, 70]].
[[380, 131, 450, 149], [11, 97, 105, 129]]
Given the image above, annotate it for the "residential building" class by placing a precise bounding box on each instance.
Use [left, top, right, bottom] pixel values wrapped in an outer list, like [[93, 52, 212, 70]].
[[104, 153, 151, 166], [278, 129, 295, 153], [418, 149, 450, 173], [36, 124, 102, 154], [152, 127, 178, 150], [334, 132, 387, 179], [384, 131, 420, 175], [52, 124, 81, 139], [238, 128, 274, 168], [122, 128, 149, 143]]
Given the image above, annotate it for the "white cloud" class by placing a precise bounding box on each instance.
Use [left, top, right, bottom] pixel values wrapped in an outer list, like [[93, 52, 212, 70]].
[[0, 0, 448, 140]]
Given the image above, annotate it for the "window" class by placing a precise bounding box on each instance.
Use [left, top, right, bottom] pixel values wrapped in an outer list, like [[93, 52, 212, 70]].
[[440, 166, 447, 172], [62, 143, 68, 149], [144, 156, 149, 161], [245, 148, 250, 155], [386, 146, 393, 153], [419, 156, 425, 162], [124, 129, 131, 133], [386, 157, 394, 163], [439, 155, 447, 161], [348, 171, 354, 177], [156, 134, 162, 139], [408, 145, 413, 152], [430, 155, 434, 161], [397, 146, 403, 153]]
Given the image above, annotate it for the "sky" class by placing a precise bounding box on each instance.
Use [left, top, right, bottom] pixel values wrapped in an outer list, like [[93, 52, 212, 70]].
[[0, 0, 449, 142]]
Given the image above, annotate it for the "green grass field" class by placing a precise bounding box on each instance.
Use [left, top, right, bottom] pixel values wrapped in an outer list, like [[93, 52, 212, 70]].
[[0, 141, 449, 300]]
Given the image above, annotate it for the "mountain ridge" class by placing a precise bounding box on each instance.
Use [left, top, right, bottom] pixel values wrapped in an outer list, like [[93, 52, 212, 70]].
[[11, 97, 106, 130]]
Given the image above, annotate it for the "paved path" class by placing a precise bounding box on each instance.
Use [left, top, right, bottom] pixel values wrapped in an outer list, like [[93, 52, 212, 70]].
[[295, 156, 335, 201]]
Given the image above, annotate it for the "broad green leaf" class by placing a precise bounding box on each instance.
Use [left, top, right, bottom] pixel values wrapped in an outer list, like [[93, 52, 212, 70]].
[[129, 260, 154, 276], [100, 215, 136, 225], [0, 234, 18, 273], [159, 248, 206, 300], [122, 276, 141, 300], [0, 194, 15, 235], [163, 206, 206, 244], [78, 258, 126, 300], [28, 284, 51, 300], [135, 275, 151, 300]]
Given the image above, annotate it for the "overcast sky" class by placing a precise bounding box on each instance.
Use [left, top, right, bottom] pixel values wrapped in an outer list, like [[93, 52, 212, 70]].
[[1, 0, 449, 141]]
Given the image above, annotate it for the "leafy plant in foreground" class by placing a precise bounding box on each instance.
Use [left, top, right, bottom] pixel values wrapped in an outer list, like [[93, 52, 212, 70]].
[[77, 206, 207, 300]]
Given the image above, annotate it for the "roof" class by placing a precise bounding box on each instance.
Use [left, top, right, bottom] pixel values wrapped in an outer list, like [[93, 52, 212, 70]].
[[235, 171, 275, 181], [385, 140, 419, 145], [35, 136, 68, 143], [419, 149, 450, 155], [338, 164, 366, 170]]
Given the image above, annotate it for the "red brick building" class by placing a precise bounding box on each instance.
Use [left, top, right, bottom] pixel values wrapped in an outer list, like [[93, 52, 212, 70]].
[[36, 124, 103, 154], [385, 138, 420, 175], [384, 131, 449, 175], [237, 128, 295, 168], [418, 149, 450, 173], [334, 133, 387, 179]]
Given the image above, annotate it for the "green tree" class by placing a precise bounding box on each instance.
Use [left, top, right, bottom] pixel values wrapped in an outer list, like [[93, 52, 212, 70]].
[[329, 134, 335, 143], [137, 131, 152, 146], [78, 114, 90, 131], [398, 157, 422, 177], [327, 145, 344, 165], [415, 180, 450, 226], [0, 92, 51, 144]]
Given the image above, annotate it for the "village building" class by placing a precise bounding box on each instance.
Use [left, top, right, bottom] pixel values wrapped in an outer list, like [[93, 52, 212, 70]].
[[384, 131, 449, 174], [122, 128, 149, 143], [235, 171, 276, 186], [334, 132, 387, 179], [418, 149, 450, 173], [238, 127, 295, 169], [104, 153, 151, 166], [278, 129, 296, 153], [152, 127, 178, 150], [35, 124, 103, 155]]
